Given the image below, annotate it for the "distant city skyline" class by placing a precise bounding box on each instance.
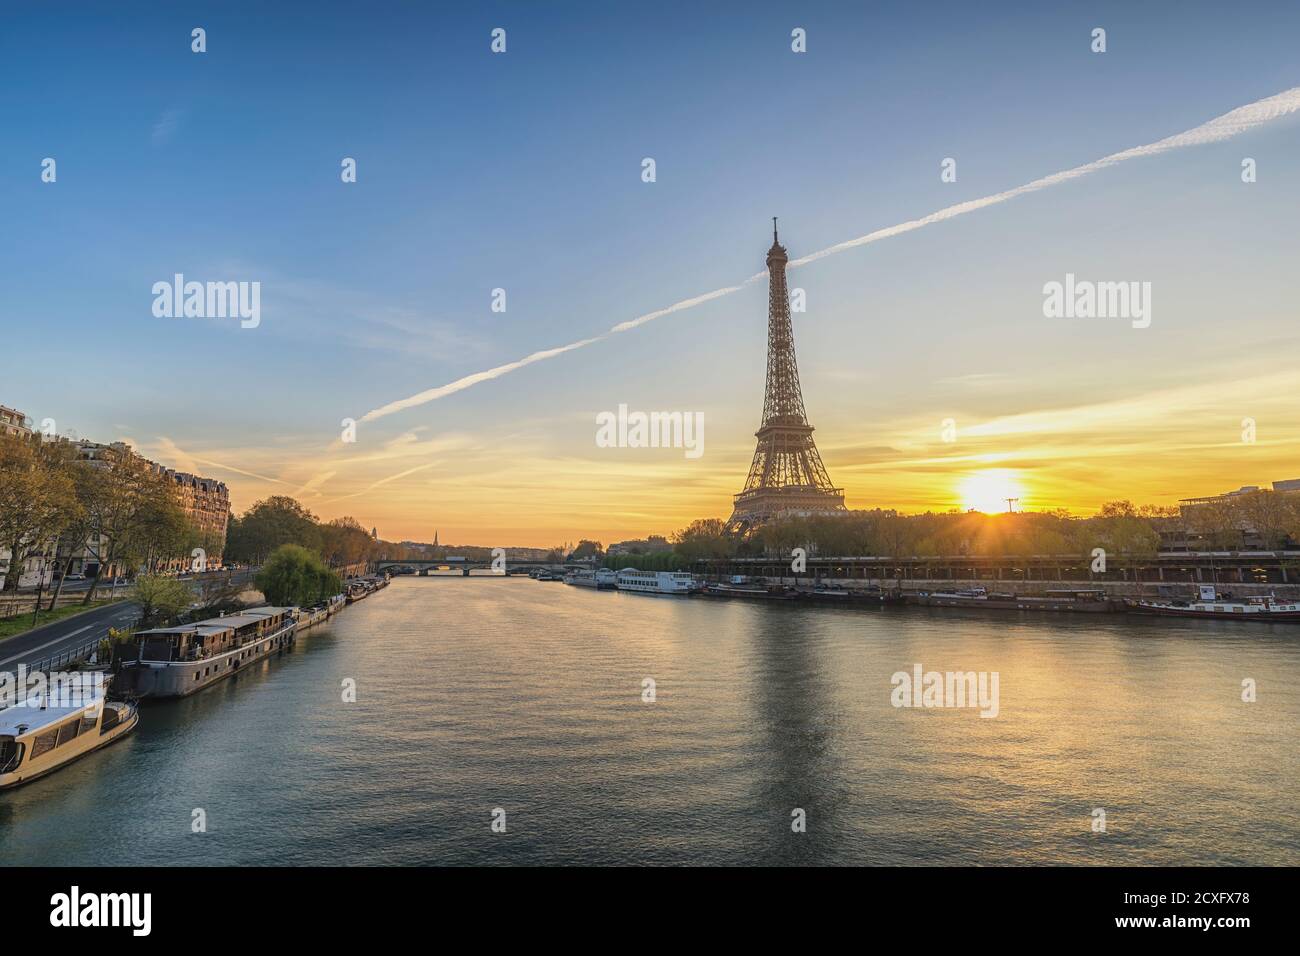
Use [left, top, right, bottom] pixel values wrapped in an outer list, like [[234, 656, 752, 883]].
[[5, 2, 1300, 546]]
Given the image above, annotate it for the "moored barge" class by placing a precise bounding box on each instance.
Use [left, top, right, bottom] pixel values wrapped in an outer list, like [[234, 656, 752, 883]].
[[1126, 587, 1300, 622], [912, 587, 1116, 613], [296, 593, 347, 632], [115, 606, 297, 699], [564, 568, 617, 589], [702, 582, 804, 601]]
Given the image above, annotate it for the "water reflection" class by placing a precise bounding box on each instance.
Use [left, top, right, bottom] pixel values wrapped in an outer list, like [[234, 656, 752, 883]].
[[1, 579, 1296, 866]]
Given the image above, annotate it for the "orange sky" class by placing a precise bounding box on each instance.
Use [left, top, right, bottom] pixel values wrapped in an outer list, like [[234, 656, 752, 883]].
[[127, 357, 1300, 549]]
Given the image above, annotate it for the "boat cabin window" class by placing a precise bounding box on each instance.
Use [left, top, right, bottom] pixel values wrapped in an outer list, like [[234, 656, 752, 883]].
[[55, 719, 80, 748], [31, 729, 57, 759], [140, 635, 180, 662]]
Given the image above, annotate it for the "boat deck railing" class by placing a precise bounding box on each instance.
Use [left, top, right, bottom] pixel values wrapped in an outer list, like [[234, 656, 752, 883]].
[[174, 621, 296, 663]]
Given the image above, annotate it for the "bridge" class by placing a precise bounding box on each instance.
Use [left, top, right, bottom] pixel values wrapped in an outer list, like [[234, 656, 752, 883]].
[[373, 558, 576, 577]]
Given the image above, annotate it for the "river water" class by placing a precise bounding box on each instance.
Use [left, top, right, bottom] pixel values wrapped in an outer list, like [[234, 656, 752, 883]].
[[2, 576, 1297, 865]]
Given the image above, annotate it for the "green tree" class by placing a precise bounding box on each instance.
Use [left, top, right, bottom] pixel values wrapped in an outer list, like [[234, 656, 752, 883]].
[[671, 518, 734, 562], [567, 539, 603, 561], [226, 497, 322, 565], [46, 444, 101, 609], [254, 544, 342, 606], [318, 516, 375, 569], [131, 573, 192, 627], [0, 434, 79, 592], [78, 448, 184, 603]]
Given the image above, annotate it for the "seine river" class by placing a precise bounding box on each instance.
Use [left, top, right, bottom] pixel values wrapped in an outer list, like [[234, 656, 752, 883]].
[[2, 577, 1297, 866]]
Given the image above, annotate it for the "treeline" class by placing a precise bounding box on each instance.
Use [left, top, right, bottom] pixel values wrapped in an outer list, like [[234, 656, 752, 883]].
[[224, 495, 415, 569], [599, 551, 691, 572], [0, 433, 214, 605], [667, 494, 1300, 562]]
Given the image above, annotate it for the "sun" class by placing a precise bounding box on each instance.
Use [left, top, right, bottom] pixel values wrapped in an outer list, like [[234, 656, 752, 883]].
[[957, 469, 1026, 514]]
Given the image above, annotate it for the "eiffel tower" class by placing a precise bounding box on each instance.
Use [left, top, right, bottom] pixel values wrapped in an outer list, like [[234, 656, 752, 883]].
[[727, 220, 846, 534]]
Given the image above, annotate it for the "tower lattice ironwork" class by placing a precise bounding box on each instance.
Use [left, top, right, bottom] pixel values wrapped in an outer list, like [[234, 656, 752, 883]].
[[727, 220, 846, 533]]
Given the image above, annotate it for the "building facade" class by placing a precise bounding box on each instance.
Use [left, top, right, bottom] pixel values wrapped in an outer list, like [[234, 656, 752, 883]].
[[63, 440, 230, 574], [0, 404, 33, 439], [0, 546, 55, 590], [158, 468, 230, 566], [1164, 478, 1300, 551]]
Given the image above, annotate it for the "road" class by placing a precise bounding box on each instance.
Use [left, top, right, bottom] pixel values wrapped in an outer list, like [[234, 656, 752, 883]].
[[0, 600, 142, 671], [0, 568, 258, 672]]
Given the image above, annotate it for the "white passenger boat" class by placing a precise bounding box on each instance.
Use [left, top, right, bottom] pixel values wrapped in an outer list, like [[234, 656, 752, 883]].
[[615, 568, 697, 595], [564, 569, 617, 590], [1126, 586, 1300, 622], [0, 674, 138, 791], [115, 606, 297, 699]]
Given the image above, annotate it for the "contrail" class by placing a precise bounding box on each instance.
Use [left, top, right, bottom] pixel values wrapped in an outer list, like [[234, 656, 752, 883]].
[[361, 86, 1300, 424], [319, 461, 440, 504]]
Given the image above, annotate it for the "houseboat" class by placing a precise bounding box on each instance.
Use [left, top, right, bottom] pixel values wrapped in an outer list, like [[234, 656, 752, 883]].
[[805, 584, 852, 601], [0, 675, 138, 791], [1126, 587, 1300, 621], [115, 606, 297, 699], [847, 587, 907, 606], [913, 587, 1115, 613], [564, 568, 617, 590], [296, 594, 346, 632], [615, 569, 697, 595], [702, 581, 804, 601]]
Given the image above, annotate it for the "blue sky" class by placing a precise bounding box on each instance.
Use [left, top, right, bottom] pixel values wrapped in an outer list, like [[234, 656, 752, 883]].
[[3, 1, 1299, 545]]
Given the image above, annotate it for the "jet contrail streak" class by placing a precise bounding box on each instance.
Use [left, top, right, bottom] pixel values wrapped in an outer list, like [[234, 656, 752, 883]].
[[361, 86, 1300, 423]]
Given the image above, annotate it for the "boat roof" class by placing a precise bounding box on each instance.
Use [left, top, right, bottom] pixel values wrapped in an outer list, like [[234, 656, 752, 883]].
[[0, 681, 104, 738], [135, 606, 294, 636]]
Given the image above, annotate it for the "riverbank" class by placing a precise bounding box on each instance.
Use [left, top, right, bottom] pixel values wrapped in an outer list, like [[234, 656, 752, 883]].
[[732, 576, 1300, 601]]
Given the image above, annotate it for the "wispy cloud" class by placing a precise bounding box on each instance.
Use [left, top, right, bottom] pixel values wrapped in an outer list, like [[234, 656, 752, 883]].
[[787, 86, 1300, 270], [152, 436, 292, 486], [319, 461, 441, 504], [358, 85, 1300, 424], [151, 108, 185, 145]]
